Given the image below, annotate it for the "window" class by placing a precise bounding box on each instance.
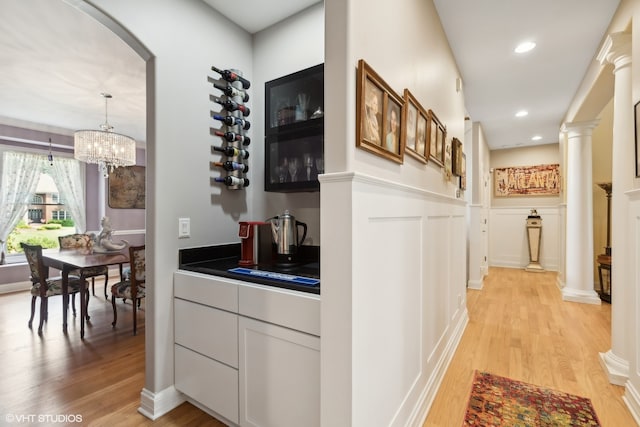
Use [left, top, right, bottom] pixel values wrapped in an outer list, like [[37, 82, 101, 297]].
[[5, 173, 75, 262]]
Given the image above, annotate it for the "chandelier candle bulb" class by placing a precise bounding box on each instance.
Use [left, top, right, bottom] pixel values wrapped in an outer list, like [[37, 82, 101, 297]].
[[211, 65, 251, 89]]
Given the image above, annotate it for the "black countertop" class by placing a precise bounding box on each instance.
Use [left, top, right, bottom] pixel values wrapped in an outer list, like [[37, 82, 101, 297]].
[[178, 243, 320, 295]]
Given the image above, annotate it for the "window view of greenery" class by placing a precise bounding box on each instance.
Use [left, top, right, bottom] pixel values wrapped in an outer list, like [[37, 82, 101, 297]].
[[6, 173, 75, 257]]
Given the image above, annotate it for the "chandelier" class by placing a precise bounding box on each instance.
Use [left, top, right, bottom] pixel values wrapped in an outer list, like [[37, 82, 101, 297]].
[[74, 93, 136, 177]]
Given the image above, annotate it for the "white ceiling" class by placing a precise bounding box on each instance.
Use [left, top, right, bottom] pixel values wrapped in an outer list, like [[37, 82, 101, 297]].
[[433, 0, 620, 150], [0, 0, 622, 152]]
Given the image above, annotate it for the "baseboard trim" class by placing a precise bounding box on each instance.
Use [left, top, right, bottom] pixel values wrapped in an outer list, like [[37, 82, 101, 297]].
[[467, 278, 484, 290], [138, 386, 185, 420], [409, 308, 469, 426], [561, 287, 601, 305], [0, 281, 31, 294], [599, 350, 629, 386], [623, 380, 640, 425]]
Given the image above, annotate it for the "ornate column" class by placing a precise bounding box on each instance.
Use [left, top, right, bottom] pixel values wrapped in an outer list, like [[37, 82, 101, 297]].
[[562, 120, 601, 305], [596, 32, 632, 385]]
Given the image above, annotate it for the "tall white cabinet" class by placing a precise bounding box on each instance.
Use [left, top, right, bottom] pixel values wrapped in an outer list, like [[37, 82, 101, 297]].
[[174, 271, 320, 426]]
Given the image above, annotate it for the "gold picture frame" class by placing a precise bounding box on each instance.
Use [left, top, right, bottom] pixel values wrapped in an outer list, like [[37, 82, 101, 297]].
[[428, 109, 446, 167], [356, 59, 405, 163], [493, 164, 561, 197], [452, 137, 463, 176], [401, 89, 429, 163]]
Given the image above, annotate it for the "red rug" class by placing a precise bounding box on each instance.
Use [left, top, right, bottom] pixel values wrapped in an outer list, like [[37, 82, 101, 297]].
[[463, 371, 601, 426]]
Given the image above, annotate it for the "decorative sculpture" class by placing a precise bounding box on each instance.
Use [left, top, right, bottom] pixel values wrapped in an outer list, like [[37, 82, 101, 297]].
[[91, 216, 128, 252]]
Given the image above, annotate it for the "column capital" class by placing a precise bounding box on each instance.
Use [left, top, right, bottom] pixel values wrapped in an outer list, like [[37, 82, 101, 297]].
[[561, 119, 600, 137], [597, 32, 631, 70]]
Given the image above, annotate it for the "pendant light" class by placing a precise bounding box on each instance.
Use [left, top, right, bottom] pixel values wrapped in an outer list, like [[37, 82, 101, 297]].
[[74, 93, 136, 177]]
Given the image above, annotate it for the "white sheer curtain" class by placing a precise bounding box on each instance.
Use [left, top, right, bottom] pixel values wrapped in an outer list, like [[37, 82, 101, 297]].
[[49, 157, 86, 233], [0, 152, 43, 264]]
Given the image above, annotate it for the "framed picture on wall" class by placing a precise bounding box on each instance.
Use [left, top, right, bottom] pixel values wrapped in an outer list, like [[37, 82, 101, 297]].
[[356, 59, 405, 164], [452, 137, 463, 176], [460, 153, 467, 190], [635, 100, 640, 177], [108, 165, 146, 209], [428, 109, 445, 167], [401, 89, 428, 163]]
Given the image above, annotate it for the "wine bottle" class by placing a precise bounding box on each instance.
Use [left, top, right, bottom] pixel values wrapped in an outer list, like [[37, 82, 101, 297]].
[[215, 176, 250, 187], [212, 145, 249, 159], [213, 97, 250, 116], [212, 114, 251, 130], [211, 66, 251, 89], [213, 83, 249, 102], [214, 130, 251, 145], [212, 161, 249, 173]]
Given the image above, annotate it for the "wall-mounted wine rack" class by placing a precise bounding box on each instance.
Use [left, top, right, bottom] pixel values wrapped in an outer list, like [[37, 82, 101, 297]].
[[209, 66, 251, 190]]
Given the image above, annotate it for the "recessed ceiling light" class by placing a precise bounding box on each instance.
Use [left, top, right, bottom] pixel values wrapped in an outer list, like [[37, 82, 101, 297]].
[[531, 135, 542, 141], [515, 110, 528, 117], [515, 41, 536, 54]]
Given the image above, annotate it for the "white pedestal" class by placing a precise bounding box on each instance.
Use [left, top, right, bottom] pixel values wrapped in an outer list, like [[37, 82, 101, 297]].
[[526, 216, 544, 272]]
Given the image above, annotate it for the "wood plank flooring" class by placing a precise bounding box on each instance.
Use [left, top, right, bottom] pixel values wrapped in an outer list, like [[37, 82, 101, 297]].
[[423, 267, 635, 426], [0, 268, 634, 426], [0, 284, 221, 426]]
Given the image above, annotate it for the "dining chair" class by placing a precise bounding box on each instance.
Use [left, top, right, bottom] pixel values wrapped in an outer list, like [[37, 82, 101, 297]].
[[21, 242, 86, 335], [110, 245, 145, 335], [58, 234, 110, 298]]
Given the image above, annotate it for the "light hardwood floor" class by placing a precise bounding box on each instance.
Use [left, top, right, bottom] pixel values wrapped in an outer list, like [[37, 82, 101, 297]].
[[0, 268, 634, 426], [0, 284, 221, 426], [424, 267, 635, 426]]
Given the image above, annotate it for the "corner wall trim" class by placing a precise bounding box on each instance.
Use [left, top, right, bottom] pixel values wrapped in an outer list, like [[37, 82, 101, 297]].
[[138, 386, 185, 420]]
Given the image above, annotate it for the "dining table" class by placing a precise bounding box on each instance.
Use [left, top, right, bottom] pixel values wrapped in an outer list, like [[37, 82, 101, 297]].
[[42, 248, 129, 339]]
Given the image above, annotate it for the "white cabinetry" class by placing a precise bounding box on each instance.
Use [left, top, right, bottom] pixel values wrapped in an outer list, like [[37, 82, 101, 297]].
[[239, 316, 320, 427], [173, 271, 320, 427]]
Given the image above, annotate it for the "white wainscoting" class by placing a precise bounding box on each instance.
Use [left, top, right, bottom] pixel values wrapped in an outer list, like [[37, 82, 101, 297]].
[[623, 189, 640, 423], [320, 172, 468, 427], [489, 207, 559, 271]]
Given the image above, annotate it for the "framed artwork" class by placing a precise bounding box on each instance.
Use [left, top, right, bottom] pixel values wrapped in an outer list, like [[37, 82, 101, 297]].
[[108, 165, 146, 209], [401, 89, 429, 163], [356, 59, 405, 163], [428, 109, 446, 167], [452, 137, 463, 176], [493, 164, 561, 197], [444, 137, 453, 179], [460, 153, 467, 190], [635, 100, 640, 177]]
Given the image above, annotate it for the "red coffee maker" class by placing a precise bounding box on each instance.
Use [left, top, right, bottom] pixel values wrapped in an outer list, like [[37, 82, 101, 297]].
[[238, 221, 268, 266]]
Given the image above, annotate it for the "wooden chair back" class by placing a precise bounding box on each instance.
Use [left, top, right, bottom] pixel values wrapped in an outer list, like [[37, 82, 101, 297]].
[[129, 245, 145, 297], [21, 243, 48, 295]]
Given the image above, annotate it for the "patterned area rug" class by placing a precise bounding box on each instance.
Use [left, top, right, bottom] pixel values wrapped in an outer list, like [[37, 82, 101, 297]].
[[463, 371, 601, 426]]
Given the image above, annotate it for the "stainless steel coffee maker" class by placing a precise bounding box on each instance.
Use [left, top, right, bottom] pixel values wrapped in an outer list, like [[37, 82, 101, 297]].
[[266, 210, 307, 264]]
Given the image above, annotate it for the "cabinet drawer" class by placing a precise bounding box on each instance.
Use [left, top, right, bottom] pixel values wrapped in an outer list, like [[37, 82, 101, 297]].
[[175, 298, 238, 367], [174, 271, 238, 312], [239, 284, 320, 336], [175, 345, 238, 424]]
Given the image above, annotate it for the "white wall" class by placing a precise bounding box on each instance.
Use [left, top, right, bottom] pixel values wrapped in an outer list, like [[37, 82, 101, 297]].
[[252, 3, 324, 245], [89, 0, 254, 410], [322, 0, 468, 425]]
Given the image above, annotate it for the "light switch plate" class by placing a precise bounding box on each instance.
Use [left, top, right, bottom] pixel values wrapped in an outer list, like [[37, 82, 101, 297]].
[[178, 217, 190, 238]]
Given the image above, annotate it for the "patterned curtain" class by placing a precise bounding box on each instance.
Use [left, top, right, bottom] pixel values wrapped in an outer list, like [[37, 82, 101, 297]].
[[0, 152, 42, 264], [49, 157, 86, 233]]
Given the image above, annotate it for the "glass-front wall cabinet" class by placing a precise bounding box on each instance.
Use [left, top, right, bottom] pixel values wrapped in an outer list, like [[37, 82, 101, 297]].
[[265, 64, 323, 192]]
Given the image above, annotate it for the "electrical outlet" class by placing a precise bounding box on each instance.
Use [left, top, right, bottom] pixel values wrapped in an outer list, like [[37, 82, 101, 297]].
[[178, 217, 190, 238]]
